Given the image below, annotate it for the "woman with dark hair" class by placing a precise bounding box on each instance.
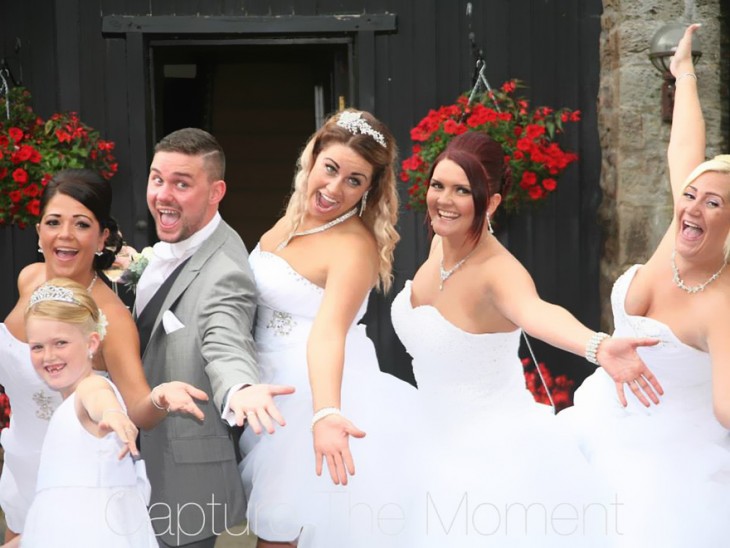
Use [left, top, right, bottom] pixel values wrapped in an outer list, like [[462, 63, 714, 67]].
[[238, 109, 418, 547], [390, 130, 662, 546], [0, 168, 206, 542]]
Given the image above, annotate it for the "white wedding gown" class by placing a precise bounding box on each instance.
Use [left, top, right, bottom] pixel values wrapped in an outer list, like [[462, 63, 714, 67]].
[[559, 265, 730, 547], [239, 246, 419, 547], [391, 281, 613, 547]]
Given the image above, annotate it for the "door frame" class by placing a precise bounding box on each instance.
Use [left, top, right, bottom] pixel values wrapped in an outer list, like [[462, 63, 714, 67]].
[[102, 13, 397, 247]]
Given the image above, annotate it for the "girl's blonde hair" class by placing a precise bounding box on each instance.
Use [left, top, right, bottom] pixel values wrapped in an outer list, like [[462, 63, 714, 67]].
[[682, 154, 730, 260], [282, 109, 400, 292], [25, 278, 100, 335]]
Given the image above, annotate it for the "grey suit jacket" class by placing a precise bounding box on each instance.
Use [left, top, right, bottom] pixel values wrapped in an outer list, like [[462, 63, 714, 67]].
[[139, 220, 258, 545]]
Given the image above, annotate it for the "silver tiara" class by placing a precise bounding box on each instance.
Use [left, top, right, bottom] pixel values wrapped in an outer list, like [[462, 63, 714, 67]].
[[29, 284, 77, 307], [336, 111, 387, 148]]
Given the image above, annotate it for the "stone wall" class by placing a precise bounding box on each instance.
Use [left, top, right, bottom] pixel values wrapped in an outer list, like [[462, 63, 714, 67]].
[[598, 0, 726, 328]]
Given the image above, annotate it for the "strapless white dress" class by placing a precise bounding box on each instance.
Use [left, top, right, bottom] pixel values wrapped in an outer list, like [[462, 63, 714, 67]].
[[559, 265, 730, 547], [392, 281, 613, 547], [0, 324, 63, 533], [239, 246, 419, 547]]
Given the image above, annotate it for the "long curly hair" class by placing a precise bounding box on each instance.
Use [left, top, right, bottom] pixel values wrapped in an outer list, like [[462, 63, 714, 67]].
[[282, 109, 400, 292]]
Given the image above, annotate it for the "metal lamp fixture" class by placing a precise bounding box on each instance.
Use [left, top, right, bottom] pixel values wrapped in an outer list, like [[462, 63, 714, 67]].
[[649, 22, 702, 122]]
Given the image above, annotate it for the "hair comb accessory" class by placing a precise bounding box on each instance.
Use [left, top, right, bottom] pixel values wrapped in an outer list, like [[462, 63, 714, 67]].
[[336, 111, 387, 148], [29, 284, 77, 307]]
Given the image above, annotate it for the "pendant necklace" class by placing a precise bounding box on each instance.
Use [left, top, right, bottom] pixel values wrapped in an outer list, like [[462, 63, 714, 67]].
[[671, 249, 727, 294], [276, 207, 358, 251], [439, 245, 479, 291]]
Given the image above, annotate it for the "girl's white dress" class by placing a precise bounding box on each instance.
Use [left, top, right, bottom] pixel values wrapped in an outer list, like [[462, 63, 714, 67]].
[[21, 378, 156, 547], [239, 246, 419, 547], [391, 281, 613, 547], [559, 265, 730, 547], [0, 324, 62, 533]]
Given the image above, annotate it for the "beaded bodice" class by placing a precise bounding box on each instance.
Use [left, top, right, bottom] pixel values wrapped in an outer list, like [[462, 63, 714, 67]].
[[0, 324, 62, 452], [250, 245, 368, 351], [391, 281, 535, 416]]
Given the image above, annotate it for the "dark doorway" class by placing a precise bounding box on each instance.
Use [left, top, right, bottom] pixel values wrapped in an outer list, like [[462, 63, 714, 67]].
[[151, 41, 350, 249]]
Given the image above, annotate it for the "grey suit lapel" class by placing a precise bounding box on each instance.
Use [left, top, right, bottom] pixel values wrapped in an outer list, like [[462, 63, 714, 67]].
[[144, 222, 231, 358]]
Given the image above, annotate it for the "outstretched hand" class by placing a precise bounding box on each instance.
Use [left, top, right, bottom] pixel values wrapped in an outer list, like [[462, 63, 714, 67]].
[[229, 383, 295, 433], [154, 381, 209, 420], [99, 409, 140, 460], [669, 23, 701, 78], [597, 337, 663, 407], [313, 415, 366, 486]]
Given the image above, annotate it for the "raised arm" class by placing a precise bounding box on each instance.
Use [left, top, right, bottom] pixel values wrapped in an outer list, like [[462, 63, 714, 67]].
[[668, 23, 705, 199]]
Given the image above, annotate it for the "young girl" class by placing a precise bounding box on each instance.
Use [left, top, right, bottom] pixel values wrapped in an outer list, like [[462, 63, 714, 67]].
[[15, 278, 156, 547]]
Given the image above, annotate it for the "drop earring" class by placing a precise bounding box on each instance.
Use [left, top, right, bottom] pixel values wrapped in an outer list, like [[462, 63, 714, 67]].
[[359, 190, 369, 217], [486, 213, 494, 234]]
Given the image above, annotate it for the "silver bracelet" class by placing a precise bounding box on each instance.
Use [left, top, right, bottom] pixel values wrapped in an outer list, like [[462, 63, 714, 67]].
[[150, 384, 169, 412], [675, 72, 697, 84], [311, 407, 341, 431], [585, 332, 610, 365]]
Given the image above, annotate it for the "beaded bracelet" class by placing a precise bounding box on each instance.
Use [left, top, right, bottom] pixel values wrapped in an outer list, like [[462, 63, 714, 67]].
[[311, 407, 342, 431], [585, 332, 610, 365], [675, 72, 697, 84], [151, 384, 169, 412]]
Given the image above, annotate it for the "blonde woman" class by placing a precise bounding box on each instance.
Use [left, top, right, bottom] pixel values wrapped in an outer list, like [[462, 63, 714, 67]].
[[561, 24, 730, 546], [239, 110, 418, 548]]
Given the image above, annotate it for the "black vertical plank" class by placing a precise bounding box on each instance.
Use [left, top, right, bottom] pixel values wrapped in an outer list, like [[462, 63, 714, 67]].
[[105, 36, 138, 245], [355, 30, 375, 113], [124, 32, 153, 247], [55, 0, 81, 111]]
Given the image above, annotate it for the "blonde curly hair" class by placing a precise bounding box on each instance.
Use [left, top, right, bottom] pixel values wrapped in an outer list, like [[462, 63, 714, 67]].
[[282, 109, 400, 292]]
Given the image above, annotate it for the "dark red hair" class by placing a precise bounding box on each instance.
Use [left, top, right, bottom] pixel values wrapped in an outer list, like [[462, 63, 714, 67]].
[[427, 132, 512, 240]]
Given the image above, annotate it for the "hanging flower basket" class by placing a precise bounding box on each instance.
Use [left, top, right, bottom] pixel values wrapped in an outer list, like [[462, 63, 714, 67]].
[[401, 80, 581, 213], [0, 87, 117, 228]]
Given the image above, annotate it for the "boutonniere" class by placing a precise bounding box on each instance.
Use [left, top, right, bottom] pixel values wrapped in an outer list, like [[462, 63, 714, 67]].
[[118, 246, 153, 293]]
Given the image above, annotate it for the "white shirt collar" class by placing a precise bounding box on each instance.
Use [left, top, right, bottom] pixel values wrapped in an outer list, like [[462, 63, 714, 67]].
[[153, 212, 221, 262]]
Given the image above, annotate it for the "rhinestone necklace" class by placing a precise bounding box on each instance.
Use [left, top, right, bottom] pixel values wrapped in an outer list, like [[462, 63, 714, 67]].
[[671, 249, 727, 294], [276, 207, 358, 251], [439, 246, 479, 291]]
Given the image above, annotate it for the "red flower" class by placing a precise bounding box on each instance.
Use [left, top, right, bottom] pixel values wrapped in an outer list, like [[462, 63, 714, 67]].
[[542, 178, 557, 191], [501, 80, 517, 93], [8, 190, 22, 203], [23, 183, 41, 197], [443, 119, 467, 135], [519, 171, 537, 189], [528, 186, 544, 200], [8, 127, 23, 142], [12, 168, 28, 184], [25, 199, 40, 217], [525, 124, 546, 140]]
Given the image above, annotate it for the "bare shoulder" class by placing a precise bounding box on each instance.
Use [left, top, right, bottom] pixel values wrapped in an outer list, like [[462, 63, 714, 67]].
[[18, 262, 45, 295], [93, 284, 134, 323]]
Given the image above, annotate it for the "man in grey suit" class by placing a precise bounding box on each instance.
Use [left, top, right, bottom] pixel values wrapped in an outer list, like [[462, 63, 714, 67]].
[[135, 128, 294, 547]]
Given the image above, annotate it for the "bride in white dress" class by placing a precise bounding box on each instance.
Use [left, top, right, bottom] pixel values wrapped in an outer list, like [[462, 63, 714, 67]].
[[390, 129, 662, 546], [559, 24, 730, 547], [239, 109, 418, 547]]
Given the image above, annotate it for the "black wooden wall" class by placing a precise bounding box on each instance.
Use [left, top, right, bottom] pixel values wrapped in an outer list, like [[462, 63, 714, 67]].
[[1, 0, 603, 385]]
